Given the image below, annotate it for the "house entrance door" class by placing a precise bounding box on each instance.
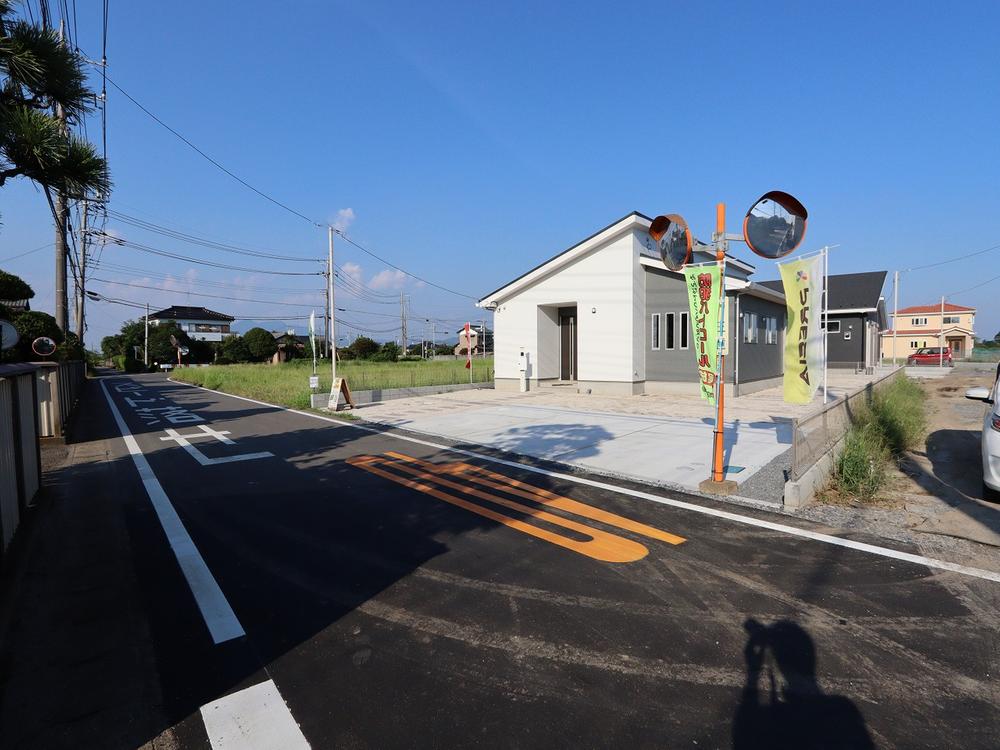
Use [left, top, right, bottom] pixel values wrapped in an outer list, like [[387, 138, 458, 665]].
[[559, 307, 577, 381]]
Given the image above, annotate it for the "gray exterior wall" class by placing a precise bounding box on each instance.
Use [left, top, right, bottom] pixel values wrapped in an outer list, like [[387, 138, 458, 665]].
[[643, 267, 739, 383], [826, 312, 870, 367], [644, 267, 698, 382], [735, 295, 785, 383]]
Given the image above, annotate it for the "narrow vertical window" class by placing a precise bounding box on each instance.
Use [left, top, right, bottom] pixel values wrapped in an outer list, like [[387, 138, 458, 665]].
[[651, 313, 660, 350], [665, 313, 675, 350], [680, 312, 689, 349]]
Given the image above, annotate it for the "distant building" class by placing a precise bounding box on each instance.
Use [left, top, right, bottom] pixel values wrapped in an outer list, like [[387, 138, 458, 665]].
[[148, 305, 235, 342], [760, 270, 887, 370], [454, 326, 492, 356], [882, 302, 976, 360]]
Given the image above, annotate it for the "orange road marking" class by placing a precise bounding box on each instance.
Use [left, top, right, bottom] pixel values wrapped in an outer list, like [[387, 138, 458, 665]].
[[384, 451, 686, 546], [346, 455, 649, 563], [347, 452, 687, 563]]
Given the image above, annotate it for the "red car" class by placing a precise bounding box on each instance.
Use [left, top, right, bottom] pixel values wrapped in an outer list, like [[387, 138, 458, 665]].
[[907, 347, 953, 366]]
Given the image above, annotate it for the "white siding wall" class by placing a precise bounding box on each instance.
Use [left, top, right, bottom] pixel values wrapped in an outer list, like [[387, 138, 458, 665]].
[[492, 231, 638, 383]]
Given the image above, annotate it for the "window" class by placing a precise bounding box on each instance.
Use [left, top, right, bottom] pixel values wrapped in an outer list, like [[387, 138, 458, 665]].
[[665, 313, 675, 350], [764, 316, 778, 344], [743, 312, 759, 344], [910, 341, 919, 349], [651, 313, 660, 350], [911, 317, 928, 326], [680, 312, 689, 349], [943, 316, 960, 324], [826, 320, 841, 333]]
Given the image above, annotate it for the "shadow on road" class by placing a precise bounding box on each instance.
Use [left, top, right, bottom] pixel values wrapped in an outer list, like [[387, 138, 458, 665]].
[[732, 618, 873, 750]]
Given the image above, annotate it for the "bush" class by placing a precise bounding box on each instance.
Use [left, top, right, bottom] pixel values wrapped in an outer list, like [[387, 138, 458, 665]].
[[835, 418, 890, 500], [833, 376, 927, 501]]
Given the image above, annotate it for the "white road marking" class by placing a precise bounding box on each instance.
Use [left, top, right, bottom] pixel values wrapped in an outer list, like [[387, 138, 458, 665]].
[[200, 679, 311, 750], [99, 380, 246, 643], [160, 425, 238, 445], [159, 426, 274, 466], [171, 379, 1000, 585]]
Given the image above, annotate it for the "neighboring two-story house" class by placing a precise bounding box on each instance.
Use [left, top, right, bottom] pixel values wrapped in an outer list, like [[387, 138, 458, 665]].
[[148, 305, 236, 343], [881, 302, 976, 360]]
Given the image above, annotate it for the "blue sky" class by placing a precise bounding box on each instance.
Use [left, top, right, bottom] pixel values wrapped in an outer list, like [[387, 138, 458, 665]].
[[3, 0, 999, 345]]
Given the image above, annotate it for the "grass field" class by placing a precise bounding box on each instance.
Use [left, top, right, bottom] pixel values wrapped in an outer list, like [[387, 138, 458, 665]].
[[171, 357, 494, 409]]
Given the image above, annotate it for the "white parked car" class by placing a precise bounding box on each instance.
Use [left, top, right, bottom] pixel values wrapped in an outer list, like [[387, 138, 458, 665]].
[[966, 365, 1000, 502]]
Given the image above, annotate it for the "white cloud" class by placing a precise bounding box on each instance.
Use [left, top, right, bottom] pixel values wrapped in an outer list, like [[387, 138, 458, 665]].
[[332, 208, 355, 232], [368, 268, 407, 290], [342, 261, 363, 285]]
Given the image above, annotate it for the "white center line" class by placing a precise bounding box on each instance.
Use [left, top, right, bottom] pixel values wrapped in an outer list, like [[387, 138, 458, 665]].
[[100, 379, 246, 644], [171, 379, 1000, 585]]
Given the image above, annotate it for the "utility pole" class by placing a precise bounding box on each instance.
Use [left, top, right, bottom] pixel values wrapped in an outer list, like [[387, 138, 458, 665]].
[[75, 200, 89, 347], [144, 303, 149, 366], [328, 227, 337, 384], [892, 270, 899, 367], [53, 20, 69, 334], [939, 295, 945, 368], [323, 269, 330, 359], [400, 292, 407, 356]]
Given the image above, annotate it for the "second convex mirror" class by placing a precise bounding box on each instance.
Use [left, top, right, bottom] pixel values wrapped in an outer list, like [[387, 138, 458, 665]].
[[648, 214, 693, 271], [743, 191, 808, 259]]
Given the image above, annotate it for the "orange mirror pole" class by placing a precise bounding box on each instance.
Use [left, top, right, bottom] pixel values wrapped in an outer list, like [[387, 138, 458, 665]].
[[712, 203, 727, 484]]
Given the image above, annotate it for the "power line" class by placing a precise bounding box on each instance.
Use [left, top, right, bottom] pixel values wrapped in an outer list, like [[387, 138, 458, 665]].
[[107, 209, 321, 262], [91, 278, 322, 308], [102, 74, 324, 228], [0, 242, 55, 263], [92, 261, 325, 294], [96, 232, 325, 276], [906, 242, 1000, 272], [335, 231, 477, 300], [98, 72, 478, 300], [945, 272, 1000, 299]]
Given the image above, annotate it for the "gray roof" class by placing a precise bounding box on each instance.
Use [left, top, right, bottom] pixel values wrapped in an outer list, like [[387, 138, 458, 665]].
[[759, 271, 886, 311], [149, 305, 234, 322]]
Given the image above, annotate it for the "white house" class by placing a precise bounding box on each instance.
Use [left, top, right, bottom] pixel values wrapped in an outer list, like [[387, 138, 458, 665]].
[[148, 305, 235, 343], [478, 212, 789, 397]]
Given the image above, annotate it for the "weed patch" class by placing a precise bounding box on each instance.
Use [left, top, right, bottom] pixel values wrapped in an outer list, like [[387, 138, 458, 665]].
[[833, 376, 926, 500]]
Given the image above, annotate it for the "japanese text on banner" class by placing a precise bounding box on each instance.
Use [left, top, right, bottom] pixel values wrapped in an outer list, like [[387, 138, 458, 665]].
[[778, 254, 825, 404], [683, 265, 722, 405]]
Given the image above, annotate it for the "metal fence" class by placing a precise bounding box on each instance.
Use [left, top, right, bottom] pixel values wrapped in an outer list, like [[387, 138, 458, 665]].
[[790, 368, 903, 480], [0, 364, 41, 558], [34, 360, 86, 438]]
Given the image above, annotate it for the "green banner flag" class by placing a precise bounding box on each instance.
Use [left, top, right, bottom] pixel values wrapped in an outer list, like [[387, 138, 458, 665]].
[[779, 254, 824, 404], [683, 264, 723, 405]]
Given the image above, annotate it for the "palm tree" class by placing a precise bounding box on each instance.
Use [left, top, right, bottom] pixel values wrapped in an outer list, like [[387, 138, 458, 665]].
[[0, 0, 110, 333]]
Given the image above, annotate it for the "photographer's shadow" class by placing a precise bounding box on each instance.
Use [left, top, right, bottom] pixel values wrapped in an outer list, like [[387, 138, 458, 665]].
[[733, 619, 873, 750]]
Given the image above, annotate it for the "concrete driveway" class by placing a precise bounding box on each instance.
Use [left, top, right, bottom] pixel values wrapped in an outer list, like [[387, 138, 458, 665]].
[[353, 369, 898, 498], [354, 392, 794, 495]]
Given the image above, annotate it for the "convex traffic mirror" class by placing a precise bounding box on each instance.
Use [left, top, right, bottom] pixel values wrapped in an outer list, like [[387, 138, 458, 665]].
[[742, 191, 808, 259], [648, 213, 693, 271]]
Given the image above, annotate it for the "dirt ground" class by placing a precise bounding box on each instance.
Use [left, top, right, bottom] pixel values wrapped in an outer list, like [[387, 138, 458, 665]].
[[802, 364, 1000, 573]]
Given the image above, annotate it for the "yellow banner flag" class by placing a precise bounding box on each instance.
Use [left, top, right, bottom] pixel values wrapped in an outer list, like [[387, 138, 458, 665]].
[[779, 255, 824, 404]]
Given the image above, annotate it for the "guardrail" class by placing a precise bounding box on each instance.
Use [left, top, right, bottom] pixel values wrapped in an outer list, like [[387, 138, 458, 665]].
[[790, 367, 903, 480], [33, 360, 86, 439], [0, 364, 41, 558]]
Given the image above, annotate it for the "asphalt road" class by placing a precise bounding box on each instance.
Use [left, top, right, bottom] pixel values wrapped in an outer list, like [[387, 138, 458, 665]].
[[31, 374, 1000, 748]]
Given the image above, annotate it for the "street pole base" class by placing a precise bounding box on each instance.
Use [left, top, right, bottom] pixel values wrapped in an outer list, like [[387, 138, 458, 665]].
[[699, 478, 739, 496]]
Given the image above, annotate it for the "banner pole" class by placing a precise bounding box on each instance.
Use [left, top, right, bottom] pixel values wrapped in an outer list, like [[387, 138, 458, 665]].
[[823, 245, 829, 402]]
